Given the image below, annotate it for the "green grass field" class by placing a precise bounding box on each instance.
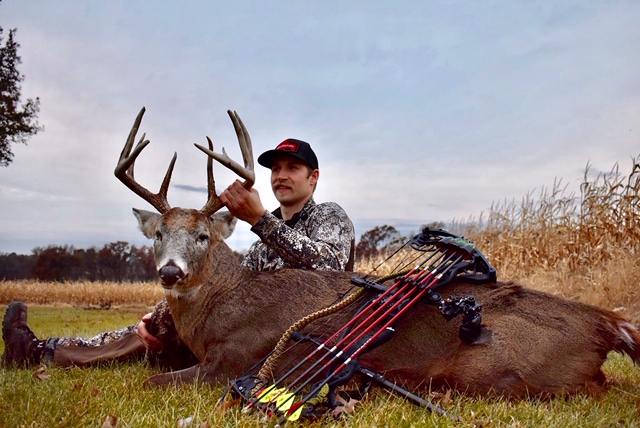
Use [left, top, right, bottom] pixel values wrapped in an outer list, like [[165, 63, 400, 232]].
[[2, 159, 640, 426], [1, 305, 639, 427]]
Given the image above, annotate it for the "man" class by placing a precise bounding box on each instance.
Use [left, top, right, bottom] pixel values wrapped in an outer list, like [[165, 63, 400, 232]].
[[2, 138, 355, 369]]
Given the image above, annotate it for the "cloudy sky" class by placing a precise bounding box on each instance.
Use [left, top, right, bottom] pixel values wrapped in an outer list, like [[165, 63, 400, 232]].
[[1, 1, 639, 255]]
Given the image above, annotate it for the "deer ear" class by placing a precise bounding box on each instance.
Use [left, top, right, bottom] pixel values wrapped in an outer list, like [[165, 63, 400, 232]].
[[132, 208, 161, 239], [211, 211, 237, 239]]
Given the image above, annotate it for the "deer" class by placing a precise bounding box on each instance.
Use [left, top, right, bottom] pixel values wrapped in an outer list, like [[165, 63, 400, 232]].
[[115, 107, 640, 399]]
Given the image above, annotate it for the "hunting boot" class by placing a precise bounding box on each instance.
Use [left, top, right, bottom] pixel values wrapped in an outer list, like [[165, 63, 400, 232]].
[[2, 301, 49, 367]]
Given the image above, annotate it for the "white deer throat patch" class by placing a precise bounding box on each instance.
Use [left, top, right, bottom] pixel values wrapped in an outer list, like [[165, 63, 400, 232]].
[[165, 284, 203, 299]]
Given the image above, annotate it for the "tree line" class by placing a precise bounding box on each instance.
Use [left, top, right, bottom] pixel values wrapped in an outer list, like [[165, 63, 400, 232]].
[[0, 242, 157, 282], [0, 224, 426, 282]]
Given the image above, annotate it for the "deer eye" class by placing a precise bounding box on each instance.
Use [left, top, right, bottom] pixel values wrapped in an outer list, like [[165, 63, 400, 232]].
[[154, 231, 162, 242], [197, 234, 209, 244]]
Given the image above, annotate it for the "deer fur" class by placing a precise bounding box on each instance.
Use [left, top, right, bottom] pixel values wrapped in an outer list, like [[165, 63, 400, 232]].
[[134, 208, 640, 398]]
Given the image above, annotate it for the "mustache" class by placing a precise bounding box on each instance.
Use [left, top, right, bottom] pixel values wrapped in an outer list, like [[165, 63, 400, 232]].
[[272, 179, 292, 188]]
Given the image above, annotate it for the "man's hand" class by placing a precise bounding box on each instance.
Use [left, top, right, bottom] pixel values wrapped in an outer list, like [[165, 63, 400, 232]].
[[136, 312, 163, 350], [220, 179, 266, 226]]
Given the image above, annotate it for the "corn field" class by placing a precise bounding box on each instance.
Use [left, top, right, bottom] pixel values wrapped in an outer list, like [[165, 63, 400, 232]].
[[2, 156, 640, 323], [356, 156, 640, 324], [0, 280, 163, 308]]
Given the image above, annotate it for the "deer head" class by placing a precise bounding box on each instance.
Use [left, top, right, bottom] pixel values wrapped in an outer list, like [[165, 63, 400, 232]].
[[114, 107, 255, 297]]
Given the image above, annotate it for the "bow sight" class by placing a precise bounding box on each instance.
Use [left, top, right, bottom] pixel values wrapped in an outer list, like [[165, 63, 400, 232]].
[[220, 227, 496, 423]]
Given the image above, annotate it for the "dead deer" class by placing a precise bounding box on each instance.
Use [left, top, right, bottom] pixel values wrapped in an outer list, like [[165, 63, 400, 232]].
[[116, 107, 640, 398]]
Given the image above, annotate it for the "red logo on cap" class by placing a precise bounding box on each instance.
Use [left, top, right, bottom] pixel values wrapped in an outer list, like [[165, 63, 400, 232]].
[[275, 140, 300, 153]]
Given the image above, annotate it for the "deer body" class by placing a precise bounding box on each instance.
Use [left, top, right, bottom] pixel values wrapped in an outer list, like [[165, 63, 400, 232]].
[[356, 281, 638, 397], [117, 108, 639, 397], [147, 237, 640, 397], [165, 263, 356, 385]]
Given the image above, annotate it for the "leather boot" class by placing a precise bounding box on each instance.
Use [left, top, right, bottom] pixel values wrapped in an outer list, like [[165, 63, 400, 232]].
[[2, 301, 46, 367]]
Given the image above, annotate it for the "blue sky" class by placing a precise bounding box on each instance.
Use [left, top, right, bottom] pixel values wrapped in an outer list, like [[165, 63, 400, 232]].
[[1, 1, 639, 254]]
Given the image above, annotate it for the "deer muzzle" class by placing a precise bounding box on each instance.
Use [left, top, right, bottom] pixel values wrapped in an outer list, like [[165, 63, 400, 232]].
[[158, 262, 186, 288]]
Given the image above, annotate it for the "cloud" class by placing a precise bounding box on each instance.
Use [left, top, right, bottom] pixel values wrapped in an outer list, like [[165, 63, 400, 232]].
[[1, 1, 639, 256], [172, 184, 208, 194]]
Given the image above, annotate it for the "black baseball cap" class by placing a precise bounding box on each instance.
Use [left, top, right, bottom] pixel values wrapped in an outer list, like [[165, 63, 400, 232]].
[[257, 138, 319, 170]]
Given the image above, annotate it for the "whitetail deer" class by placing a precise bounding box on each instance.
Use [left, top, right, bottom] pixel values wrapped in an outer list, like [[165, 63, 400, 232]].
[[116, 107, 640, 398]]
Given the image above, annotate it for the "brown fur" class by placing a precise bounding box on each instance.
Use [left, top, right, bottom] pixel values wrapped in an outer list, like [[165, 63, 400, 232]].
[[136, 209, 640, 398]]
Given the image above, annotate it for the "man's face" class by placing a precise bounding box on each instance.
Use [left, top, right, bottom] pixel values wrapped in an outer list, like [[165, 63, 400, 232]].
[[270, 154, 319, 207]]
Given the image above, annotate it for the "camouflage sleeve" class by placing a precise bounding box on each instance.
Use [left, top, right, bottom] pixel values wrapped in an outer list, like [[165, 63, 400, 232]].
[[249, 202, 355, 271], [56, 298, 173, 348], [56, 325, 138, 347], [240, 239, 262, 270]]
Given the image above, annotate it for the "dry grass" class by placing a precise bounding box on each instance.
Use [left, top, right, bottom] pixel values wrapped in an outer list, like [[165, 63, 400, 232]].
[[360, 157, 640, 325], [0, 280, 164, 308], [458, 157, 640, 324]]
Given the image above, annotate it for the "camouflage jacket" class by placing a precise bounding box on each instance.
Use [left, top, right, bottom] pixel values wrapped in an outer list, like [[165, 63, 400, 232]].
[[241, 198, 356, 272]]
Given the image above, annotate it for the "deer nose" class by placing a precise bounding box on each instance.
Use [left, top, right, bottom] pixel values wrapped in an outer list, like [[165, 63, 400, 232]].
[[158, 262, 185, 287]]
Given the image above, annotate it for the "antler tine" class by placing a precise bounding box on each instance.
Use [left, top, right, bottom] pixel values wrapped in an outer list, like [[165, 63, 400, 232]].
[[195, 110, 256, 216], [199, 136, 225, 216], [114, 107, 175, 214], [227, 110, 255, 186], [205, 137, 217, 203]]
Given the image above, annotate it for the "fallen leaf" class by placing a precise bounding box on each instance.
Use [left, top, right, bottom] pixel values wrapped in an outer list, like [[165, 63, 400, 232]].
[[177, 416, 194, 427], [331, 395, 360, 418], [217, 397, 241, 414], [430, 391, 444, 400], [101, 414, 118, 428], [178, 416, 210, 427], [32, 366, 50, 381], [440, 388, 452, 406]]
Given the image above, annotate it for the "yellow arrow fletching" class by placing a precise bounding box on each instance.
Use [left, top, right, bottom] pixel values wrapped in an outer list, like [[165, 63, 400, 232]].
[[257, 385, 285, 403], [287, 405, 304, 421], [275, 392, 295, 411]]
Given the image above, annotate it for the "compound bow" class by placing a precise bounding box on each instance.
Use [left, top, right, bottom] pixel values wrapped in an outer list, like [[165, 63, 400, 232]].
[[221, 227, 496, 423]]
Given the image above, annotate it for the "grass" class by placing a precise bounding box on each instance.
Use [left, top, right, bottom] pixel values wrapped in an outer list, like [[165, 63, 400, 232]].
[[2, 157, 640, 426], [1, 306, 639, 427], [0, 280, 164, 307], [0, 293, 639, 427]]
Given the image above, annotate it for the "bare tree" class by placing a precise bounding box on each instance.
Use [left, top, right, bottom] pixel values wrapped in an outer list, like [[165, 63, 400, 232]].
[[356, 224, 403, 261]]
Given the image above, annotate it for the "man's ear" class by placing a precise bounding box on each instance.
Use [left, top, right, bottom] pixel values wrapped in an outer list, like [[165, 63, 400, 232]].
[[132, 208, 161, 239], [309, 169, 319, 188], [211, 211, 238, 239]]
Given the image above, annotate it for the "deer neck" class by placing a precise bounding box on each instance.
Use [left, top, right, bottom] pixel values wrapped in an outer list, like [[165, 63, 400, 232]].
[[165, 240, 248, 355], [204, 240, 245, 285]]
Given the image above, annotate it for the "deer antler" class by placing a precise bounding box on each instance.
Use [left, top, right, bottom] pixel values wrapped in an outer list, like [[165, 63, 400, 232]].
[[195, 110, 256, 216], [115, 107, 176, 214]]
